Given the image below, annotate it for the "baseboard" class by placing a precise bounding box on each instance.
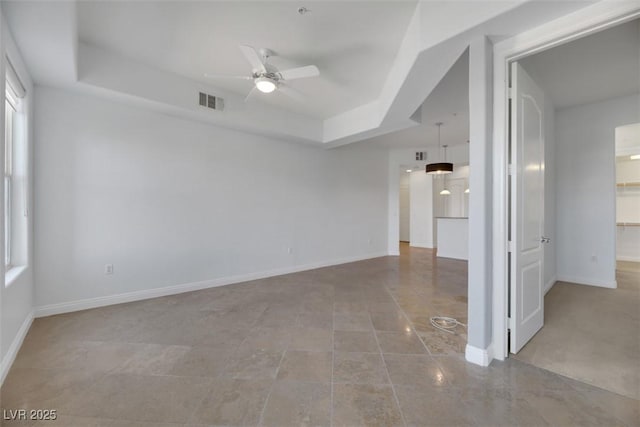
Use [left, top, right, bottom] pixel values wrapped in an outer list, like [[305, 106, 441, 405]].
[[544, 275, 557, 295], [34, 251, 388, 318], [465, 343, 493, 367], [556, 275, 617, 289], [1, 311, 33, 386], [616, 256, 640, 262], [409, 243, 434, 249]]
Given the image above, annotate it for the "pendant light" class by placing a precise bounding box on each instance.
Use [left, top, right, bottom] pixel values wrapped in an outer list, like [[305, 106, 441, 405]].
[[426, 122, 453, 175], [439, 144, 452, 195]]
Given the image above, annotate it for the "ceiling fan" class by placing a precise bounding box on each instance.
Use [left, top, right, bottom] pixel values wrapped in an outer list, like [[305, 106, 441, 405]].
[[205, 45, 320, 102]]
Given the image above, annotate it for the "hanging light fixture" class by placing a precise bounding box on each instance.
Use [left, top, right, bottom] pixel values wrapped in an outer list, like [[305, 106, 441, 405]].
[[439, 145, 452, 195], [426, 122, 453, 174]]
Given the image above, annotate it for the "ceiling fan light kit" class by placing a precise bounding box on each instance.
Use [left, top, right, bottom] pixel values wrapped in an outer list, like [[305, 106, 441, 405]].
[[205, 45, 320, 101], [255, 76, 277, 93], [426, 122, 453, 175]]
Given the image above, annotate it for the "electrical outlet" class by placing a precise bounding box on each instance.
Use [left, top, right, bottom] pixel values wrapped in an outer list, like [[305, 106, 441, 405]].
[[591, 255, 598, 263], [287, 247, 293, 254], [105, 264, 114, 275]]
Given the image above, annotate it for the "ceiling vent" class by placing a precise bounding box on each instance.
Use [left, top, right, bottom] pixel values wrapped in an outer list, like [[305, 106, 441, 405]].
[[415, 151, 427, 161], [199, 92, 224, 111]]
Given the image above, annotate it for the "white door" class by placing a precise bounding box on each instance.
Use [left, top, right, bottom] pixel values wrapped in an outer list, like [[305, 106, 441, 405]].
[[510, 62, 547, 354]]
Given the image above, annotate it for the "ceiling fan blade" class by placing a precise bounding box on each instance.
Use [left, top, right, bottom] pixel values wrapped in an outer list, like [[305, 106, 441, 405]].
[[239, 45, 267, 74], [204, 73, 252, 80], [278, 84, 306, 103], [244, 86, 258, 103], [278, 65, 319, 80]]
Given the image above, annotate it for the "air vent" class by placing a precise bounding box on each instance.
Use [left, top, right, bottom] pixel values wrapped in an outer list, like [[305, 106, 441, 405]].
[[198, 92, 224, 111], [415, 151, 427, 161]]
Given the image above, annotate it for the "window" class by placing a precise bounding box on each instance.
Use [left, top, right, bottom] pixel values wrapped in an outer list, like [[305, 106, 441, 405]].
[[4, 57, 26, 281], [4, 87, 15, 268]]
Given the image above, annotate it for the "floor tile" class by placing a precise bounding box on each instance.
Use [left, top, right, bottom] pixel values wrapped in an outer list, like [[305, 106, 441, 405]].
[[518, 388, 626, 427], [61, 374, 211, 423], [370, 311, 412, 332], [376, 331, 427, 354], [333, 331, 378, 353], [26, 415, 114, 427], [333, 352, 389, 384], [4, 244, 629, 427], [113, 344, 190, 375], [276, 350, 332, 383], [223, 348, 284, 380], [13, 340, 147, 373], [261, 381, 331, 427], [513, 277, 640, 400], [189, 378, 272, 426], [296, 311, 333, 329], [383, 354, 447, 387], [417, 329, 466, 355], [458, 386, 549, 427], [332, 383, 403, 427], [333, 313, 373, 331], [168, 346, 234, 377], [289, 328, 333, 351], [238, 327, 291, 352], [0, 367, 103, 412], [394, 384, 474, 427], [334, 302, 369, 314]]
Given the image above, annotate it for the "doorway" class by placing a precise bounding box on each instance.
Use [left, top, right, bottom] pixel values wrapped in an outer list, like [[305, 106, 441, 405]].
[[497, 15, 640, 399], [399, 168, 410, 243]]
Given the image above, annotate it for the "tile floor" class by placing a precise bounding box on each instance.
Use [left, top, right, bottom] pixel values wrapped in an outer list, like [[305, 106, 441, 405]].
[[1, 244, 638, 426], [514, 260, 640, 400]]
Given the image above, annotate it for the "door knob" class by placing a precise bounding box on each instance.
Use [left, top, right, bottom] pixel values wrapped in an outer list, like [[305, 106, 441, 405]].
[[540, 236, 551, 243]]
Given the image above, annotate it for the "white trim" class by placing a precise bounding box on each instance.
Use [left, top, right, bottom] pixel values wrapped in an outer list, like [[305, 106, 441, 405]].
[[491, 2, 640, 362], [465, 343, 493, 367], [616, 256, 640, 263], [544, 275, 557, 295], [34, 251, 388, 318], [556, 275, 617, 289], [0, 310, 33, 386]]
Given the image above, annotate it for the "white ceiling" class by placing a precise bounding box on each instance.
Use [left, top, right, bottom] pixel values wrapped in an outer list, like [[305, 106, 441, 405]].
[[520, 19, 640, 109], [361, 49, 470, 149], [77, 1, 418, 120]]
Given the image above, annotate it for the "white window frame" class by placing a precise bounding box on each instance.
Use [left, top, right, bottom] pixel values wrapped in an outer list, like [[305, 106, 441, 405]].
[[4, 86, 16, 270]]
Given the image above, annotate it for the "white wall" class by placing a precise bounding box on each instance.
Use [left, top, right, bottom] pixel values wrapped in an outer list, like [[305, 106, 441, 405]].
[[556, 94, 640, 288], [34, 87, 389, 311], [467, 36, 493, 358], [399, 171, 410, 242], [0, 12, 35, 383], [442, 164, 469, 218], [543, 86, 557, 292], [408, 170, 434, 248]]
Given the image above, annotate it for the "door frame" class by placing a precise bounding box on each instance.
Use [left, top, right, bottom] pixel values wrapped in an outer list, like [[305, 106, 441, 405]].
[[491, 2, 640, 361]]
